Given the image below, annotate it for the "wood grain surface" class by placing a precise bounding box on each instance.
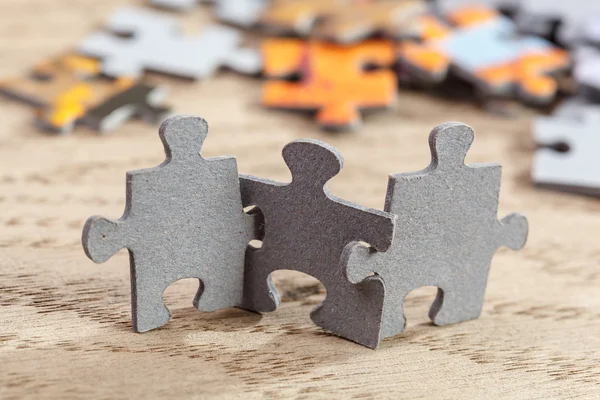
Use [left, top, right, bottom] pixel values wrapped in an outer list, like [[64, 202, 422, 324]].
[[1, 1, 599, 399]]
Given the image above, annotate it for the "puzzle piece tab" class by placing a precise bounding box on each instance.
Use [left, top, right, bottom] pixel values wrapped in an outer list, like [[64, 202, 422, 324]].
[[82, 116, 260, 332], [533, 101, 600, 195], [78, 7, 261, 79], [0, 55, 170, 134], [240, 139, 396, 348], [344, 122, 528, 342], [398, 6, 570, 103], [262, 39, 397, 130]]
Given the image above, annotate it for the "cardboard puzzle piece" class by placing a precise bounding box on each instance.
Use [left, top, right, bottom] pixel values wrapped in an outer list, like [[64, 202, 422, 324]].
[[258, 0, 344, 36], [532, 102, 600, 195], [0, 55, 170, 134], [78, 7, 261, 79], [151, 0, 269, 28], [512, 0, 600, 46], [344, 122, 528, 342], [240, 139, 396, 348], [573, 47, 600, 99], [398, 6, 570, 104], [311, 0, 428, 43], [262, 39, 397, 130], [82, 116, 260, 332], [433, 0, 518, 14]]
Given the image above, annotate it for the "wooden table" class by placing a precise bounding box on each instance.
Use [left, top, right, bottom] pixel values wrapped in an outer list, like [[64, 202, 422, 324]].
[[1, 1, 599, 398]]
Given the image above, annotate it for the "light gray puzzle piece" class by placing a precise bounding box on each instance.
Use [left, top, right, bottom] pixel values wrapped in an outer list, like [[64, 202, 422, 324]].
[[574, 47, 600, 101], [514, 0, 600, 46], [150, 0, 267, 27], [239, 139, 396, 349], [533, 104, 600, 195], [344, 122, 528, 341], [82, 115, 259, 332], [433, 0, 519, 14], [78, 7, 261, 79]]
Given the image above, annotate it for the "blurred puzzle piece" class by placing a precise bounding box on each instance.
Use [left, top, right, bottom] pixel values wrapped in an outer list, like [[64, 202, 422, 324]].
[[398, 6, 570, 104], [262, 39, 397, 130], [151, 0, 269, 28], [259, 0, 343, 36], [0, 55, 170, 134], [344, 122, 528, 343], [532, 100, 600, 196], [78, 7, 261, 79]]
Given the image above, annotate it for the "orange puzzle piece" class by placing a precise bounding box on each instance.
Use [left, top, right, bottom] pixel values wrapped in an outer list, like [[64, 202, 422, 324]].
[[0, 55, 133, 132], [262, 39, 397, 130], [397, 6, 571, 103]]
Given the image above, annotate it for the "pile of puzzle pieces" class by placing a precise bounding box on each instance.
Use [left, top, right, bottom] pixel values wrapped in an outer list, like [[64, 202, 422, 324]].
[[1, 1, 578, 133], [82, 115, 528, 348]]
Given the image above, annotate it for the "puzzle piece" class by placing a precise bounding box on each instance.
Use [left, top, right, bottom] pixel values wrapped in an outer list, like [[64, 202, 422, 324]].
[[312, 0, 428, 43], [240, 139, 396, 348], [78, 7, 261, 79], [262, 39, 397, 130], [398, 6, 570, 104], [0, 55, 170, 134], [82, 116, 259, 332], [532, 101, 600, 195], [512, 0, 600, 46], [344, 122, 528, 342], [150, 0, 269, 28], [258, 0, 343, 36]]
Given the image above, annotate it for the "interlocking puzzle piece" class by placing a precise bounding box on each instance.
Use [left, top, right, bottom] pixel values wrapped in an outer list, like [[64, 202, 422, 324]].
[[532, 102, 600, 195], [0, 55, 170, 134], [240, 139, 396, 348], [433, 0, 518, 14], [262, 39, 397, 130], [78, 7, 261, 79], [513, 0, 600, 46], [344, 122, 528, 342], [258, 0, 343, 36], [82, 116, 259, 332], [398, 6, 570, 104], [312, 0, 428, 43], [150, 0, 269, 28]]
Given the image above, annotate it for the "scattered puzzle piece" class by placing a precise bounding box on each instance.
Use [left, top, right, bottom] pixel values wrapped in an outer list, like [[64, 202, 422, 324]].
[[259, 0, 343, 36], [0, 54, 169, 134], [78, 7, 261, 79], [398, 6, 570, 104], [240, 139, 396, 348], [262, 39, 397, 130], [532, 101, 600, 195], [344, 122, 528, 342], [83, 116, 260, 332], [151, 0, 269, 28], [312, 0, 428, 43]]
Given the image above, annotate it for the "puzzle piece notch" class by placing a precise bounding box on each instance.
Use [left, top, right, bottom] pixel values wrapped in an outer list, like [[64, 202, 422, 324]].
[[533, 102, 600, 194], [344, 122, 528, 341], [398, 6, 570, 104], [262, 39, 397, 130], [82, 116, 259, 332], [239, 138, 396, 348], [78, 7, 261, 79]]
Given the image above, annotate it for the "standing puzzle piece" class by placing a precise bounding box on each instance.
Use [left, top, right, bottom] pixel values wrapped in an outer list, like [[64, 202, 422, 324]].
[[240, 139, 396, 348], [262, 39, 397, 130], [344, 122, 528, 341], [78, 7, 261, 79], [0, 55, 170, 134], [532, 103, 600, 195], [150, 0, 269, 28], [398, 6, 570, 103], [82, 116, 259, 332], [312, 0, 428, 44]]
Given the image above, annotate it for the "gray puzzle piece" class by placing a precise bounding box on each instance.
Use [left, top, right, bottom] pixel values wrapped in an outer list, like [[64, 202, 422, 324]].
[[344, 122, 528, 341], [82, 115, 258, 332], [151, 0, 268, 28], [533, 103, 600, 195], [574, 47, 600, 101], [240, 139, 396, 349], [78, 7, 261, 79]]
